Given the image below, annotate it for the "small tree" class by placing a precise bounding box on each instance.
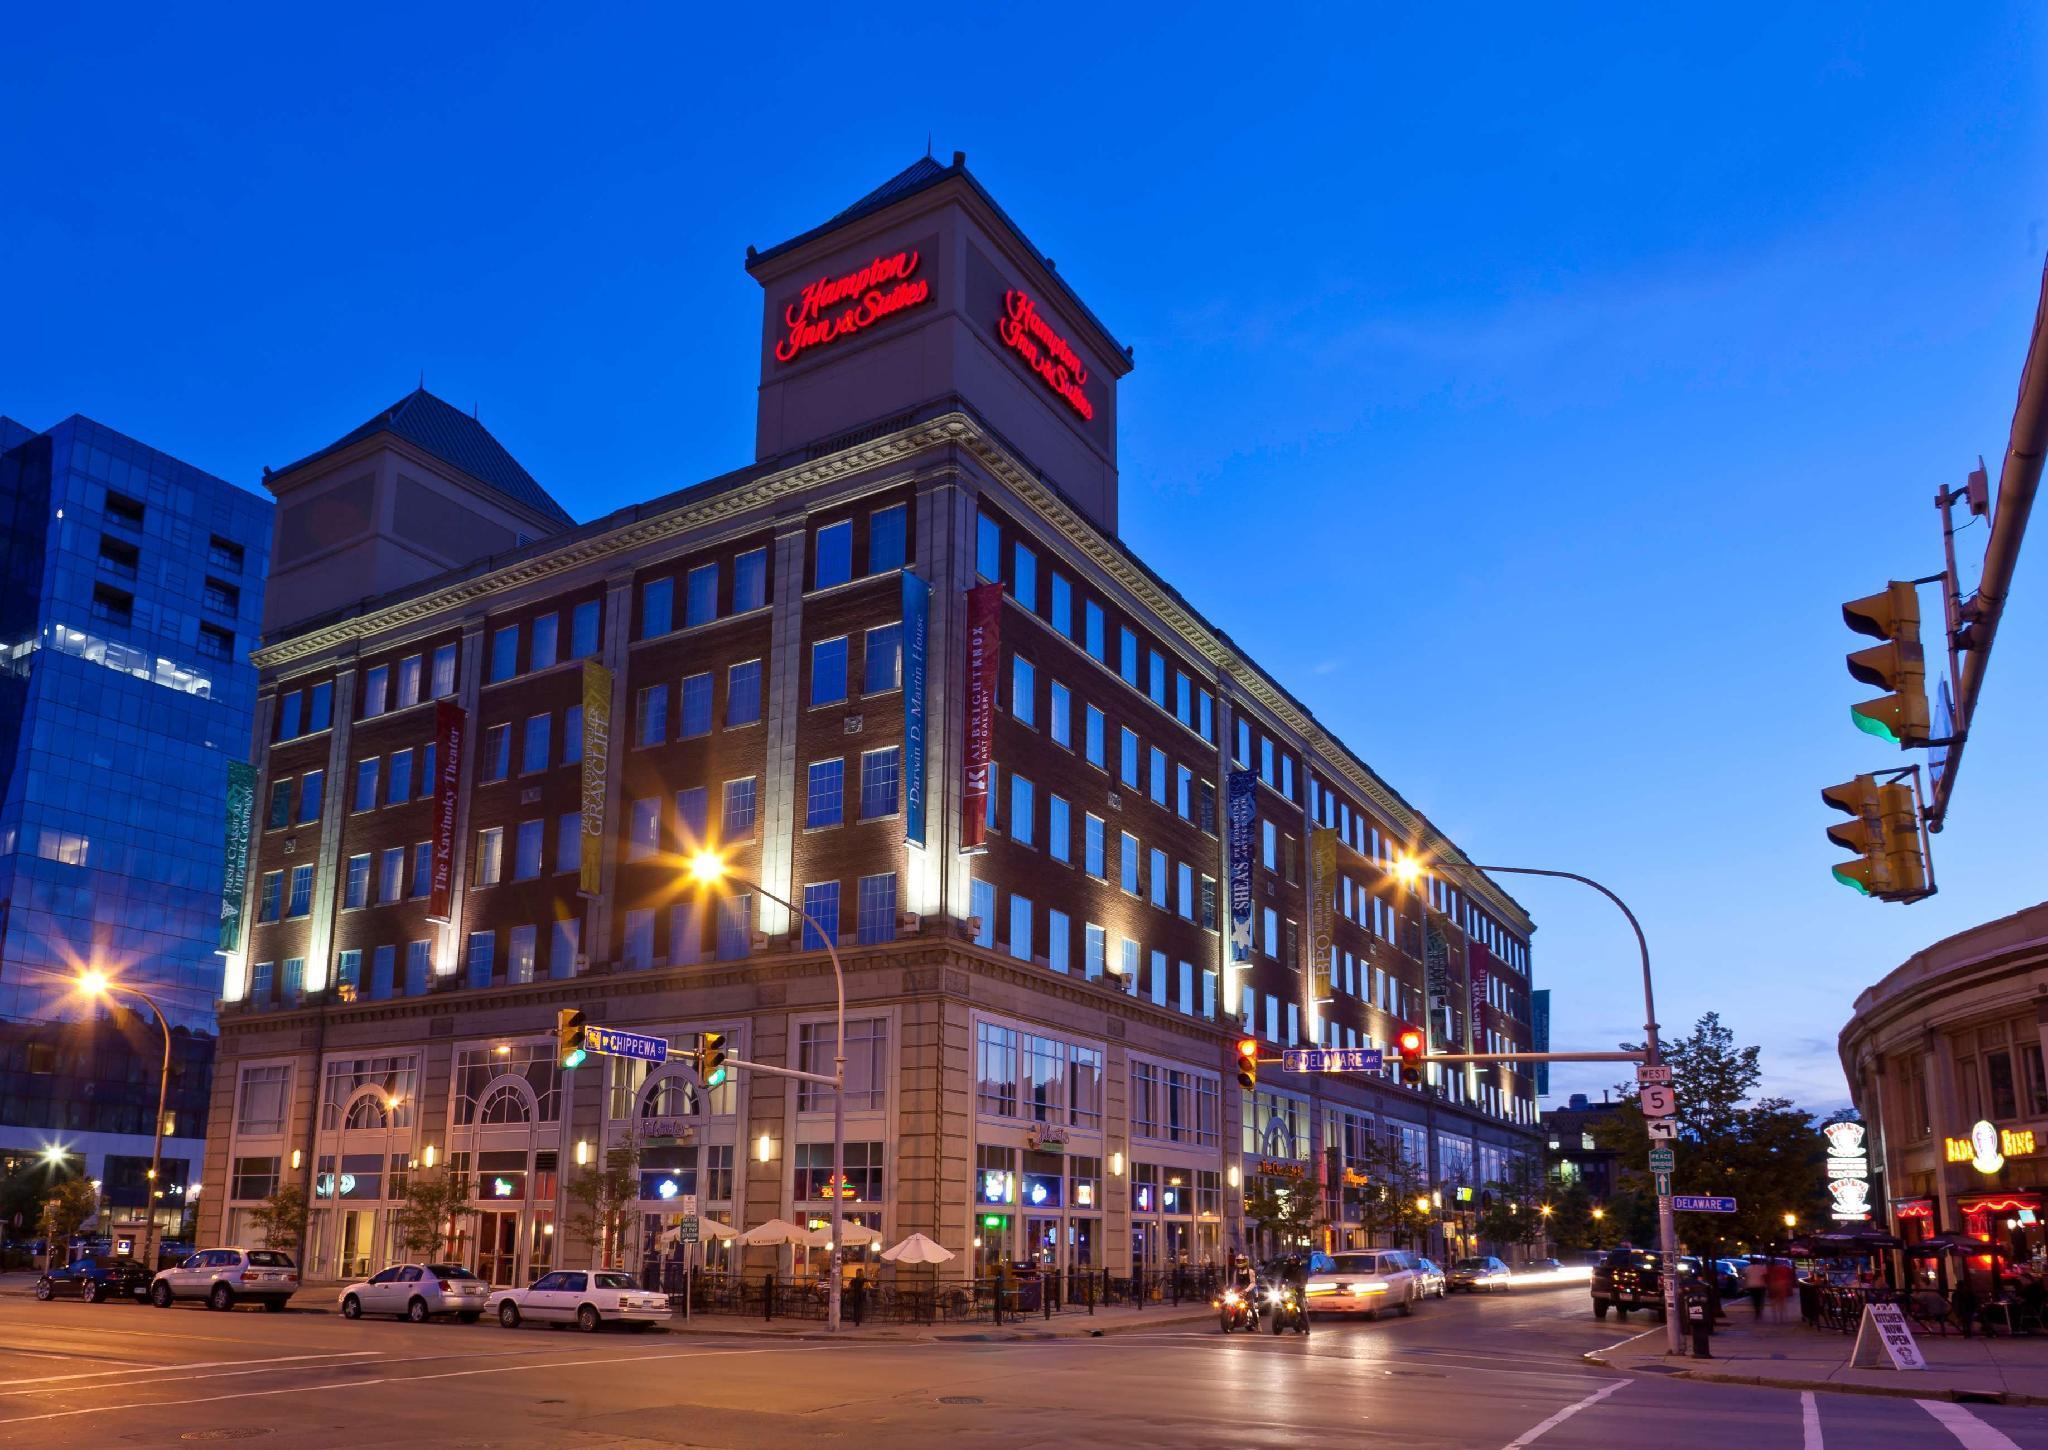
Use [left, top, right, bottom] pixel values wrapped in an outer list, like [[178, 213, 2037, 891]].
[[1543, 1177, 1597, 1255], [395, 1168, 476, 1260], [1244, 1164, 1321, 1257], [246, 1183, 309, 1256], [39, 1178, 99, 1268], [1344, 1137, 1432, 1247], [566, 1140, 640, 1270], [1476, 1178, 1546, 1259]]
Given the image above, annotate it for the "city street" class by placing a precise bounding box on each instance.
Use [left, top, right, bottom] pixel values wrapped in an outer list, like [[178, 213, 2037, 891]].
[[0, 1284, 2043, 1448]]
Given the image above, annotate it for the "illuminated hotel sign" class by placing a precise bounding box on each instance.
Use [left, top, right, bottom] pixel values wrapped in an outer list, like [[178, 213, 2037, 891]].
[[997, 289, 1095, 420], [1822, 1119, 1871, 1221], [775, 250, 930, 363], [1945, 1120, 2037, 1175]]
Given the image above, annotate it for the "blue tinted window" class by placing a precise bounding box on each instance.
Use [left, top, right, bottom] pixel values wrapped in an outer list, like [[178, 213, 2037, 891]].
[[642, 578, 673, 638], [815, 521, 853, 589], [868, 504, 907, 573], [810, 638, 847, 707], [679, 674, 713, 736], [802, 881, 840, 950], [806, 760, 843, 828]]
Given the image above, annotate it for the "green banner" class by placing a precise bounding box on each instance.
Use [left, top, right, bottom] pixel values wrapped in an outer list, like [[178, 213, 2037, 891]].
[[218, 760, 256, 952]]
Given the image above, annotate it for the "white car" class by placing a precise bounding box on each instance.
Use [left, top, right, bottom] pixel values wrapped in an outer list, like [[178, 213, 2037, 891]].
[[338, 1263, 491, 1322], [150, 1247, 300, 1312], [1303, 1249, 1423, 1318], [486, 1269, 668, 1332]]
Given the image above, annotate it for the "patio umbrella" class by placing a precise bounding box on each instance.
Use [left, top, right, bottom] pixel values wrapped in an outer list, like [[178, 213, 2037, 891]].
[[881, 1232, 957, 1264], [819, 1221, 883, 1249], [658, 1217, 738, 1252], [736, 1217, 814, 1246], [1903, 1234, 2002, 1256]]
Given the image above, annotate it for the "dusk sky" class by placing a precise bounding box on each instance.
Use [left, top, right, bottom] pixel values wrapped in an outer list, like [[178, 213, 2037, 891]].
[[5, 5, 2044, 1112]]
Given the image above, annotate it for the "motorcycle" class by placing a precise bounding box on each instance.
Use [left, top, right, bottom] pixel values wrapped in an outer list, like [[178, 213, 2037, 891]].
[[1216, 1283, 1260, 1333], [1266, 1283, 1310, 1335]]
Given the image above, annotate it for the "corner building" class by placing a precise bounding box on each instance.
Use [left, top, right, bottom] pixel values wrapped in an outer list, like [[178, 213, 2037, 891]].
[[207, 157, 1542, 1284]]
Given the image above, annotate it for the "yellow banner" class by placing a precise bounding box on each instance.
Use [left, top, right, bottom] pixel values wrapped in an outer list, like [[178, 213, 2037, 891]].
[[1309, 826, 1337, 1002], [580, 660, 611, 895]]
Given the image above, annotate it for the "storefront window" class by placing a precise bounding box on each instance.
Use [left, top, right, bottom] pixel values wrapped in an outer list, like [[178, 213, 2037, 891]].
[[1069, 1156, 1100, 1212], [976, 1145, 1016, 1205]]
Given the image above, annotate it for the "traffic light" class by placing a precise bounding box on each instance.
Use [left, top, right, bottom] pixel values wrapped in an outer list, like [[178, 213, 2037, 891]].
[[1235, 1037, 1259, 1091], [1822, 776, 1927, 900], [1396, 1027, 1425, 1086], [556, 1008, 587, 1070], [1842, 581, 1931, 747], [699, 1031, 728, 1088]]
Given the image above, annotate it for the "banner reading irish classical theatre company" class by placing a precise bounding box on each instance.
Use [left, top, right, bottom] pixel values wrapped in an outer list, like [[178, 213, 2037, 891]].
[[1467, 941, 1489, 1054], [961, 582, 1001, 853], [902, 571, 930, 849], [1308, 826, 1337, 1002], [428, 698, 467, 922], [580, 659, 612, 895], [1227, 770, 1256, 963], [217, 759, 255, 952]]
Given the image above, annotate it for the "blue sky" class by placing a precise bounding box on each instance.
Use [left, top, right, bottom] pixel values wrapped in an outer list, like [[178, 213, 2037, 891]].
[[4, 5, 2044, 1111]]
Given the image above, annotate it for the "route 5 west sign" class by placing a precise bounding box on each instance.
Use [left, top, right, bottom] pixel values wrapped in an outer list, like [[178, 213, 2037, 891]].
[[1638, 1084, 1678, 1119]]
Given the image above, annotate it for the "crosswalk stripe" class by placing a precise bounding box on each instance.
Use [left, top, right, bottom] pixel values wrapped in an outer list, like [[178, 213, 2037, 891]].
[[1918, 1398, 2022, 1450]]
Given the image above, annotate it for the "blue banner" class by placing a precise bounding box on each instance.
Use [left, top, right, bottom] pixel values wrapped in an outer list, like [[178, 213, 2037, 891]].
[[1531, 988, 1551, 1096], [1227, 770, 1255, 963], [902, 571, 930, 848]]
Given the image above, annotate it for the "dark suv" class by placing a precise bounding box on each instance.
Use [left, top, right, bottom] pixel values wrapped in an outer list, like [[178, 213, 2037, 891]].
[[1590, 1248, 1702, 1320]]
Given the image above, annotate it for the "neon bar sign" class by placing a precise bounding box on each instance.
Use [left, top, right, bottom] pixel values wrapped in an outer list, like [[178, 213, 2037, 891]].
[[775, 250, 930, 363], [998, 289, 1094, 420]]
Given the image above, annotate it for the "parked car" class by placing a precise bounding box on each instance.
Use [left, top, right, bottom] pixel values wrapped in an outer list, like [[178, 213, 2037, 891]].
[[338, 1263, 491, 1323], [1301, 1248, 1423, 1319], [1449, 1256, 1513, 1292], [1590, 1248, 1703, 1320], [1413, 1256, 1447, 1299], [149, 1248, 299, 1311], [486, 1270, 669, 1332], [35, 1254, 153, 1304]]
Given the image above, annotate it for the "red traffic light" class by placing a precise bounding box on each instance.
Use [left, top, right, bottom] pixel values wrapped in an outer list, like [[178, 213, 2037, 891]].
[[1235, 1037, 1258, 1060], [1396, 1028, 1424, 1057], [1235, 1037, 1259, 1091]]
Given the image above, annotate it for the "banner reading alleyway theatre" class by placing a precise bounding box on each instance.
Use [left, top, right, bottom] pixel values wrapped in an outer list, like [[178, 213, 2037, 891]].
[[580, 660, 612, 895], [217, 760, 256, 952], [1308, 826, 1337, 1002], [902, 571, 930, 848], [961, 582, 1001, 853], [428, 699, 467, 922], [1227, 771, 1256, 965]]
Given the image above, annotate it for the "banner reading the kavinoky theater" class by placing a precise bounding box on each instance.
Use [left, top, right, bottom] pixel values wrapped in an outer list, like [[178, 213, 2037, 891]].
[[580, 660, 612, 895], [427, 699, 467, 922], [961, 582, 1001, 853], [902, 571, 930, 849], [1227, 770, 1256, 963]]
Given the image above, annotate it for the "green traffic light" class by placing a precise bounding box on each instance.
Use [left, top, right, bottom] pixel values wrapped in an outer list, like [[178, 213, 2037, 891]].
[[706, 1067, 728, 1088], [1830, 865, 1871, 896], [1849, 705, 1900, 744], [562, 1047, 586, 1069]]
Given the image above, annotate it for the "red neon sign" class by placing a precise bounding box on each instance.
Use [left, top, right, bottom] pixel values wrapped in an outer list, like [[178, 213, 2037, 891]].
[[997, 289, 1094, 421], [775, 251, 930, 363], [1893, 1201, 1934, 1220]]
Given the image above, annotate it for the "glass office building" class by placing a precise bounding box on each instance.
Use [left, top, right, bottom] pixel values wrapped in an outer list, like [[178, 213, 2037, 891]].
[[0, 413, 270, 1222]]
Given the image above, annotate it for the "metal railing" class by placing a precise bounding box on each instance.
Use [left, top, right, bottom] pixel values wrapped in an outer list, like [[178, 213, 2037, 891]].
[[644, 1265, 1225, 1326]]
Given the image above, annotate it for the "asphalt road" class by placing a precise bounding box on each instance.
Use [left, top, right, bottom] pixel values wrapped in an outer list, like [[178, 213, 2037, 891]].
[[0, 1284, 2042, 1449]]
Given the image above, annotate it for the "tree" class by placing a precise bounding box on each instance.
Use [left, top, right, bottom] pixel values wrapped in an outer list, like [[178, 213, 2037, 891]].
[[395, 1168, 476, 1260], [1542, 1177, 1597, 1254], [39, 1178, 99, 1267], [1477, 1164, 1548, 1255], [245, 1183, 308, 1256], [565, 1139, 640, 1269], [1340, 1137, 1433, 1247], [1243, 1164, 1321, 1255]]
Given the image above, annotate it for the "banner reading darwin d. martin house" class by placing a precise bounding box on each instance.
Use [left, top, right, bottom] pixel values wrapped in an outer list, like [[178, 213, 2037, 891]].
[[961, 582, 1001, 852]]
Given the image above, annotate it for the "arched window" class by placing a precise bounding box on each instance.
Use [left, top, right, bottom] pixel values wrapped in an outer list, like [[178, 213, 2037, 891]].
[[641, 1074, 701, 1120], [481, 1083, 532, 1125], [344, 1094, 390, 1130]]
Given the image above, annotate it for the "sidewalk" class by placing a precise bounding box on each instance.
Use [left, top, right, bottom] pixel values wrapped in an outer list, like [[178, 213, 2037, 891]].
[[1587, 1309, 2048, 1405]]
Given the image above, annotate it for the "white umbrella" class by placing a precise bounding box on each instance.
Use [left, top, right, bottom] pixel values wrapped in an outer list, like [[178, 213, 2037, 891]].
[[819, 1221, 882, 1249], [657, 1217, 739, 1251], [881, 1232, 956, 1264], [736, 1217, 814, 1246]]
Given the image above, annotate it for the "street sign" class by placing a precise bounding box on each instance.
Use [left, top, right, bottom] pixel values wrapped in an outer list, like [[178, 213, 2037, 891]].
[[682, 1194, 699, 1216], [1646, 1117, 1680, 1141], [1638, 1084, 1677, 1118], [1672, 1195, 1738, 1214], [1648, 1147, 1675, 1173], [1638, 1065, 1673, 1085], [679, 1215, 700, 1245], [1282, 1047, 1383, 1073], [586, 1025, 669, 1063], [1654, 1172, 1671, 1196]]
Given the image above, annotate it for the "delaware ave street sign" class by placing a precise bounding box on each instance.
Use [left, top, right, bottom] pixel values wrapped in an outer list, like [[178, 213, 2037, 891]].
[[1282, 1048, 1384, 1073], [586, 1025, 669, 1064], [1671, 1195, 1738, 1214]]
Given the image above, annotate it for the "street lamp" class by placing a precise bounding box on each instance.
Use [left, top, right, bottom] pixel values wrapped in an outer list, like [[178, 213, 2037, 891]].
[[76, 970, 171, 1252], [686, 850, 849, 1335]]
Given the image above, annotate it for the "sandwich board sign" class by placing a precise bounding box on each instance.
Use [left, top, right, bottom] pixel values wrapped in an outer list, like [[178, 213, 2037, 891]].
[[1850, 1303, 1925, 1371]]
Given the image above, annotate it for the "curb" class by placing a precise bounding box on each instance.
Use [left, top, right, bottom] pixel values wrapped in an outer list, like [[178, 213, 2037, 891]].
[[1582, 1348, 2038, 1407], [659, 1306, 1216, 1344]]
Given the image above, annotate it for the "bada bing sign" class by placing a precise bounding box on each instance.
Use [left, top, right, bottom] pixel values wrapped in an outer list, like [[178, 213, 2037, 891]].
[[1945, 1120, 2037, 1175]]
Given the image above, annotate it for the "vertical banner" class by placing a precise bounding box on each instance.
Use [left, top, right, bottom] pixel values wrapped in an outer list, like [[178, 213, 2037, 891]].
[[901, 571, 930, 848], [1226, 770, 1256, 964], [1531, 989, 1551, 1095], [1308, 826, 1336, 1001], [428, 699, 467, 922], [1467, 941, 1488, 1052], [960, 582, 1001, 853], [1423, 915, 1451, 1052], [580, 660, 612, 895], [217, 760, 256, 951]]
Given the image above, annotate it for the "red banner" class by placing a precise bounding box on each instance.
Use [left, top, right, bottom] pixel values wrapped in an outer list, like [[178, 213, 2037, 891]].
[[428, 699, 466, 922], [1467, 941, 1489, 1051], [961, 582, 1001, 852]]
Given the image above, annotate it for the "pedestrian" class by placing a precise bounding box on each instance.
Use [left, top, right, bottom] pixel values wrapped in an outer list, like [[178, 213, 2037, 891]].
[[1743, 1259, 1767, 1319], [1766, 1260, 1795, 1324], [1952, 1273, 1979, 1338], [848, 1270, 867, 1327]]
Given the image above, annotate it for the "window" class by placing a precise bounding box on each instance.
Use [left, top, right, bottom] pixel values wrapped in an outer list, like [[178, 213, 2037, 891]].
[[1048, 573, 1072, 635], [806, 759, 844, 828], [1119, 627, 1138, 685], [287, 864, 313, 918], [1014, 542, 1037, 609], [971, 879, 996, 947], [514, 820, 544, 880], [1048, 911, 1070, 972], [1148, 649, 1166, 707], [1084, 924, 1106, 981], [1175, 672, 1191, 724], [237, 1065, 290, 1135], [727, 660, 762, 727], [304, 680, 331, 732], [266, 778, 291, 830], [636, 685, 668, 746], [623, 910, 654, 970], [1008, 773, 1036, 847], [868, 503, 907, 573], [562, 706, 582, 765], [1177, 862, 1193, 919], [863, 623, 902, 693], [380, 848, 405, 904], [1119, 727, 1139, 787], [723, 777, 758, 838], [508, 925, 537, 984], [1012, 655, 1035, 725], [684, 563, 719, 626], [1236, 718, 1250, 766], [467, 931, 496, 988], [556, 813, 582, 874], [1085, 600, 1104, 661], [409, 843, 430, 897], [716, 895, 753, 960], [628, 799, 660, 861], [91, 581, 133, 625], [678, 673, 713, 736], [857, 872, 897, 945], [482, 724, 511, 781], [810, 638, 848, 706], [405, 941, 431, 994], [343, 854, 370, 909], [860, 748, 899, 819], [1084, 815, 1105, 878], [431, 644, 458, 698], [297, 769, 324, 824], [1149, 746, 1167, 805], [276, 693, 303, 742], [802, 881, 840, 949], [353, 757, 380, 813], [1009, 895, 1033, 961], [475, 826, 505, 886], [1149, 848, 1169, 908], [1085, 706, 1105, 768], [815, 519, 853, 589], [671, 899, 702, 966], [733, 548, 767, 612], [395, 655, 422, 709], [197, 624, 233, 660], [530, 614, 559, 671], [1048, 795, 1071, 863], [642, 577, 673, 638], [561, 600, 595, 658], [1049, 682, 1071, 747], [1120, 832, 1140, 894], [976, 511, 1002, 581], [674, 786, 709, 851], [489, 625, 519, 683], [209, 534, 246, 572], [522, 714, 551, 774]]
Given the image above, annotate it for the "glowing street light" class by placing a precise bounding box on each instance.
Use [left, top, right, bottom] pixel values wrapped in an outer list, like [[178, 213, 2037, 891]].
[[1413, 1195, 1432, 1215], [1783, 1212, 1797, 1230], [76, 968, 171, 1251], [1389, 854, 1424, 890], [1591, 1207, 1606, 1221]]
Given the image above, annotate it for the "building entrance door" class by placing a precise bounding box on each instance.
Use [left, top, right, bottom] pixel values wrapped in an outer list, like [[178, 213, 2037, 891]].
[[1024, 1216, 1058, 1268], [337, 1209, 378, 1280], [475, 1209, 518, 1286]]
